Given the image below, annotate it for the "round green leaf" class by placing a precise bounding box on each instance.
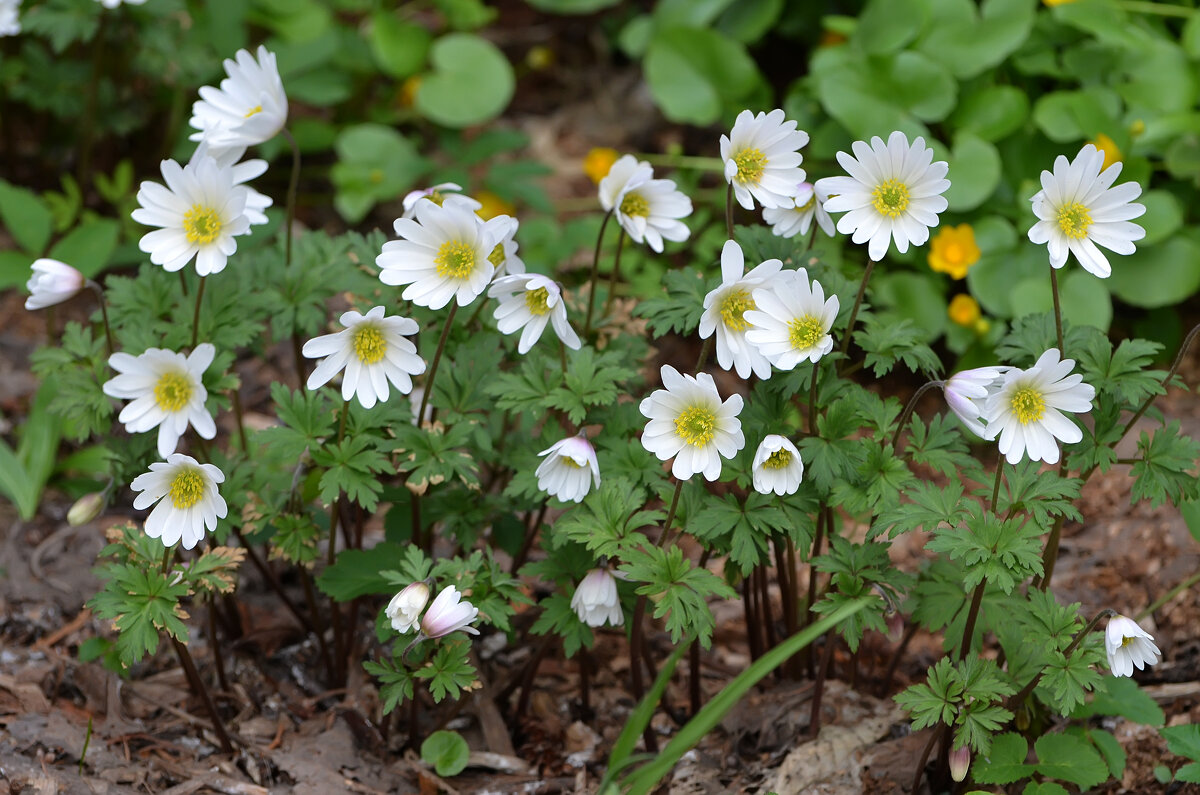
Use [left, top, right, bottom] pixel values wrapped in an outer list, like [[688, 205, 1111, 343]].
[[1107, 235, 1200, 308], [416, 33, 515, 128], [874, 271, 948, 340], [915, 0, 1034, 79], [524, 0, 620, 11], [939, 133, 1001, 212], [1009, 269, 1111, 332], [716, 0, 784, 43], [967, 238, 1041, 318], [951, 85, 1028, 142], [420, 730, 470, 777], [1117, 42, 1196, 114], [370, 13, 431, 79], [811, 47, 954, 139], [643, 27, 759, 125], [1137, 190, 1182, 247], [854, 0, 928, 55], [331, 124, 429, 223], [48, 220, 120, 279], [1032, 88, 1121, 143]]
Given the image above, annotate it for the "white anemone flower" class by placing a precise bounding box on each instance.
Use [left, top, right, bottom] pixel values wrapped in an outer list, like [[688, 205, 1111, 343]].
[[94, 0, 146, 7], [535, 435, 600, 503], [486, 215, 526, 277], [376, 200, 509, 310], [130, 453, 227, 550], [386, 581, 431, 634], [597, 155, 692, 253], [763, 182, 836, 240], [303, 306, 425, 409], [639, 365, 744, 482], [720, 109, 809, 211], [25, 258, 85, 310], [103, 344, 217, 458], [1105, 614, 1161, 677], [0, 0, 20, 36], [420, 585, 480, 638], [131, 155, 252, 276], [744, 270, 839, 371], [751, 435, 804, 496], [1027, 144, 1146, 278], [699, 240, 783, 380], [942, 366, 1009, 439], [816, 131, 950, 262], [401, 183, 481, 219], [189, 45, 287, 154], [490, 274, 580, 355], [983, 348, 1096, 465], [571, 568, 623, 628], [190, 141, 272, 226]]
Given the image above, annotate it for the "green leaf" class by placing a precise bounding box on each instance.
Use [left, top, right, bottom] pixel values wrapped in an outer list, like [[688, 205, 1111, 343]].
[[1131, 421, 1200, 508], [643, 27, 760, 125], [634, 266, 708, 337], [973, 732, 1034, 785], [0, 179, 53, 254], [48, 219, 119, 278], [1107, 235, 1200, 309], [1091, 728, 1126, 778], [1176, 763, 1200, 784], [549, 347, 638, 426], [619, 544, 735, 648], [854, 0, 928, 54], [369, 13, 431, 78], [1023, 782, 1069, 795], [1033, 733, 1107, 790], [529, 592, 594, 658], [927, 505, 1043, 593], [416, 33, 515, 127], [938, 132, 1001, 212], [1076, 676, 1165, 726], [915, 0, 1035, 79], [715, 0, 783, 43], [1138, 190, 1183, 247], [524, 0, 621, 11], [414, 638, 477, 702], [331, 124, 429, 224], [316, 543, 406, 602], [1032, 87, 1122, 143], [1162, 724, 1200, 763], [421, 730, 470, 777], [951, 85, 1029, 142]]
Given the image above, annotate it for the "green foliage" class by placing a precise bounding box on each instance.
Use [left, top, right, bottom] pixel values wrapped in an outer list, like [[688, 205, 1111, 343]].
[[1130, 421, 1200, 508], [1162, 724, 1200, 784], [619, 543, 736, 648], [895, 655, 1014, 754], [926, 504, 1044, 593], [975, 731, 1107, 790], [853, 316, 941, 378], [554, 477, 661, 558], [414, 638, 477, 702], [634, 266, 708, 337], [29, 323, 112, 442], [420, 730, 471, 777], [812, 536, 910, 652]]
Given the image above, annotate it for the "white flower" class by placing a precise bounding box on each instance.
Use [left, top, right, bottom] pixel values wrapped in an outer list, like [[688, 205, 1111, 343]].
[[103, 343, 217, 458], [720, 109, 809, 211], [1027, 144, 1146, 279], [94, 0, 146, 7], [190, 141, 272, 226], [942, 366, 1009, 439], [401, 183, 481, 219], [0, 0, 21, 36], [816, 131, 950, 262], [130, 453, 227, 550], [1105, 614, 1161, 677], [763, 182, 836, 239], [743, 270, 839, 371], [189, 45, 287, 154], [25, 258, 85, 310], [699, 240, 783, 380], [303, 306, 425, 409], [571, 568, 623, 628], [420, 585, 480, 638], [535, 435, 600, 503], [751, 435, 804, 496], [131, 156, 252, 276], [386, 582, 431, 634], [487, 215, 526, 277], [376, 200, 510, 310], [983, 348, 1096, 465], [639, 365, 744, 482], [489, 274, 581, 355], [597, 155, 692, 253]]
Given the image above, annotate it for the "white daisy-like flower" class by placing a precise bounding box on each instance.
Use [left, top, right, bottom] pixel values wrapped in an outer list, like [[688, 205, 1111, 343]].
[[386, 581, 431, 634], [130, 453, 227, 550], [751, 435, 804, 496], [402, 183, 481, 219], [303, 306, 425, 409], [420, 585, 480, 638], [103, 344, 217, 458], [597, 155, 692, 253], [763, 182, 836, 240], [486, 215, 526, 277], [743, 270, 839, 372], [190, 141, 272, 226], [189, 45, 287, 154], [982, 348, 1096, 465], [942, 366, 1009, 439], [816, 131, 951, 262], [720, 109, 809, 211], [535, 435, 600, 503], [376, 200, 509, 310], [489, 274, 581, 355], [94, 0, 146, 7], [25, 258, 85, 310], [571, 568, 623, 628], [1027, 144, 1146, 279], [0, 0, 21, 36], [639, 365, 745, 482], [1105, 614, 1161, 677], [131, 156, 252, 276], [699, 240, 783, 380]]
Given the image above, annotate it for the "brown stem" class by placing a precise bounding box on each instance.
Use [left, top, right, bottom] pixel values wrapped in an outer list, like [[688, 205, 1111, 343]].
[[808, 631, 837, 737], [510, 501, 548, 575], [880, 622, 919, 697], [756, 563, 777, 653], [743, 575, 763, 663], [207, 602, 228, 693], [190, 276, 207, 349], [171, 638, 235, 754], [579, 647, 593, 720], [417, 302, 459, 430], [230, 525, 308, 629], [230, 387, 249, 452], [837, 259, 875, 366], [1007, 608, 1115, 709], [299, 567, 334, 684], [724, 183, 735, 239], [958, 582, 986, 662], [892, 380, 943, 450], [627, 596, 659, 753], [602, 228, 627, 319], [583, 210, 613, 336], [912, 728, 939, 794]]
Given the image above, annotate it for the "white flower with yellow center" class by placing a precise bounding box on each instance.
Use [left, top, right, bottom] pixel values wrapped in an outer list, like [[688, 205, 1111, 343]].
[[535, 435, 600, 503], [488, 273, 581, 354], [942, 366, 1009, 439], [1027, 144, 1146, 278], [94, 0, 146, 8], [401, 183, 481, 220], [485, 215, 526, 278], [131, 155, 252, 276], [131, 454, 227, 550], [983, 348, 1095, 465], [1105, 614, 1161, 678], [25, 258, 85, 310], [376, 200, 510, 310], [816, 131, 950, 262], [303, 306, 425, 409], [191, 141, 272, 226], [721, 109, 809, 211], [699, 240, 783, 380], [751, 435, 804, 496], [763, 182, 836, 240], [103, 344, 216, 458], [189, 45, 287, 154], [598, 155, 692, 253], [0, 0, 21, 36], [639, 365, 744, 482], [744, 270, 839, 372]]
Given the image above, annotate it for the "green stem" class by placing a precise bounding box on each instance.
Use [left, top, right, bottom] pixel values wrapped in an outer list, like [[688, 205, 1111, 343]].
[[693, 337, 712, 374], [602, 228, 627, 319], [583, 210, 613, 336], [1139, 571, 1200, 620], [281, 127, 301, 269], [1049, 265, 1065, 356], [807, 361, 821, 435], [957, 581, 987, 662], [190, 275, 207, 349], [725, 183, 735, 240], [417, 302, 459, 427], [837, 259, 875, 365], [1117, 0, 1194, 16], [991, 457, 1005, 514], [892, 380, 943, 450], [636, 153, 725, 171], [656, 478, 686, 549], [161, 544, 173, 575], [87, 280, 115, 356], [1008, 608, 1115, 709]]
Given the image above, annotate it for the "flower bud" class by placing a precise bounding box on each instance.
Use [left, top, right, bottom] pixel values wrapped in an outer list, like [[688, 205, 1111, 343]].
[[420, 585, 479, 639], [949, 745, 970, 782], [25, 259, 85, 311], [571, 568, 623, 628], [67, 492, 105, 526], [385, 581, 430, 634]]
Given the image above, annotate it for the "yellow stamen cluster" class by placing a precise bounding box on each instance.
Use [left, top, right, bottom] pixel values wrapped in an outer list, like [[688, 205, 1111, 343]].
[[435, 240, 477, 279], [796, 191, 817, 212], [719, 288, 755, 332], [674, 405, 717, 447], [619, 192, 650, 218], [169, 468, 206, 509], [244, 105, 263, 118], [183, 206, 222, 245], [762, 449, 792, 470], [1056, 202, 1092, 240], [733, 148, 767, 185], [788, 314, 825, 351], [1121, 636, 1134, 648], [560, 456, 584, 469], [1010, 386, 1046, 425], [352, 324, 387, 364], [525, 287, 551, 316], [871, 179, 910, 218], [154, 371, 194, 412], [488, 243, 506, 269]]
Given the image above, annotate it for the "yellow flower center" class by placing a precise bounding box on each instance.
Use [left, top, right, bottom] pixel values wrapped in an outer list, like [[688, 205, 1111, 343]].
[[435, 240, 477, 279], [488, 243, 506, 268], [169, 467, 206, 509], [762, 449, 792, 470], [429, 190, 447, 207], [183, 206, 222, 245], [619, 191, 650, 218], [525, 287, 551, 316], [871, 179, 910, 218], [674, 405, 717, 447], [788, 314, 825, 351], [244, 105, 263, 118], [1056, 202, 1092, 240], [154, 370, 194, 412], [719, 288, 756, 332], [369, 169, 384, 185], [796, 192, 817, 212], [1010, 386, 1046, 425], [560, 456, 584, 469], [1120, 635, 1134, 648], [352, 324, 387, 364], [733, 148, 767, 185]]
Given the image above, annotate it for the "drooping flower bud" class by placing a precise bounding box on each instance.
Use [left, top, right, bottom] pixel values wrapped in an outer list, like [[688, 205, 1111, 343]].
[[67, 492, 105, 526], [385, 581, 431, 634], [571, 568, 623, 628], [1105, 613, 1162, 677], [25, 259, 85, 311], [420, 585, 479, 639], [949, 745, 970, 782]]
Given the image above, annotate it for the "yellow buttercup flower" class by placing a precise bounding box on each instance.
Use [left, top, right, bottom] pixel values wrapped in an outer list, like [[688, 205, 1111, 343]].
[[928, 223, 981, 280], [475, 190, 516, 220], [1089, 133, 1122, 171], [584, 147, 619, 184], [948, 294, 982, 328], [1043, 0, 1077, 6]]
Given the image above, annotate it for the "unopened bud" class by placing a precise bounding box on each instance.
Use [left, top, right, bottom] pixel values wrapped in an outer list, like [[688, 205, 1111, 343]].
[[68, 492, 105, 526], [886, 611, 905, 643], [949, 745, 970, 782], [385, 581, 431, 634]]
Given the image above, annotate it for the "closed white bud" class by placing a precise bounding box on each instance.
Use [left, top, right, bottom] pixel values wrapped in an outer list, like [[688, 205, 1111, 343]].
[[385, 581, 430, 634]]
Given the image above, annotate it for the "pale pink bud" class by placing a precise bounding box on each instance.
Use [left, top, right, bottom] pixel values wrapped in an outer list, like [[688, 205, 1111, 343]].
[[949, 745, 970, 782], [570, 568, 623, 628], [419, 585, 479, 638], [385, 581, 430, 634], [942, 366, 1008, 439], [25, 259, 85, 310]]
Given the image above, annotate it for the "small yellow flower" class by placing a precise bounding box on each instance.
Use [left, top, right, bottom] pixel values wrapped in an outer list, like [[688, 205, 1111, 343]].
[[928, 223, 981, 280], [1043, 0, 1077, 6], [400, 76, 421, 108], [1130, 119, 1146, 138], [475, 190, 515, 220], [1089, 133, 1122, 170], [948, 294, 981, 328], [526, 45, 555, 71], [583, 147, 619, 184], [818, 30, 847, 47]]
